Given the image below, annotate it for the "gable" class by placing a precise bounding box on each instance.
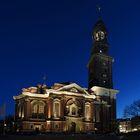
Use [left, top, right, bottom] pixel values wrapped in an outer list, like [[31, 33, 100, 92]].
[[56, 83, 89, 95]]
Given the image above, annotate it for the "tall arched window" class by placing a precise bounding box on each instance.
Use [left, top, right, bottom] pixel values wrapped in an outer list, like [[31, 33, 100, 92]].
[[72, 106, 76, 115], [69, 103, 78, 116], [66, 98, 82, 117], [38, 104, 44, 113], [32, 104, 38, 113], [31, 101, 45, 119], [53, 99, 60, 118], [85, 102, 91, 121]]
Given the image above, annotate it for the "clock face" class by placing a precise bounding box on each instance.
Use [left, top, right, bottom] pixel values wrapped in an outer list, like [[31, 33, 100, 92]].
[[94, 30, 105, 41]]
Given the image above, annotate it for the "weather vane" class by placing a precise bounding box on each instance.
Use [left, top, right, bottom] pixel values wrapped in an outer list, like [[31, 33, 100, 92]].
[[96, 4, 102, 19], [42, 74, 47, 85]]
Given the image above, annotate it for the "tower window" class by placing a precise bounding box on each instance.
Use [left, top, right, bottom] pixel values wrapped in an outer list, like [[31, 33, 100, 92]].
[[102, 74, 107, 78]]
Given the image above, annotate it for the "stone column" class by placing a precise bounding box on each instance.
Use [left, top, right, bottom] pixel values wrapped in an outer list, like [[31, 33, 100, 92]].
[[60, 96, 64, 119], [47, 97, 52, 119]]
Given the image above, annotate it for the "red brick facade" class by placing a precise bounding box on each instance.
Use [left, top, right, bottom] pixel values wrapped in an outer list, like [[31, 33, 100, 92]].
[[13, 83, 118, 133]]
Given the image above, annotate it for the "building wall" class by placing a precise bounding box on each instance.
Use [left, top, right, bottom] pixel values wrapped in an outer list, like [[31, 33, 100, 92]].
[[15, 93, 95, 133]]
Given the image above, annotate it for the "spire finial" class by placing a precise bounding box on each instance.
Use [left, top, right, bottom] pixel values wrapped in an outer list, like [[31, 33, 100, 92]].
[[96, 4, 102, 19], [42, 74, 47, 85]]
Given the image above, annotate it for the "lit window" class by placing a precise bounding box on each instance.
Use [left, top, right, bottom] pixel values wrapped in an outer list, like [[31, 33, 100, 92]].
[[32, 102, 45, 114], [69, 103, 78, 116], [53, 99, 60, 118], [39, 104, 44, 113], [72, 107, 76, 115], [33, 104, 38, 113], [100, 50, 102, 53], [85, 102, 91, 121], [102, 74, 107, 78]]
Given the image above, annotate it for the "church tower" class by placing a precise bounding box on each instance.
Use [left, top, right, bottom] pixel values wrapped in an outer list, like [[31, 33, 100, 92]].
[[88, 19, 113, 89], [88, 18, 119, 133]]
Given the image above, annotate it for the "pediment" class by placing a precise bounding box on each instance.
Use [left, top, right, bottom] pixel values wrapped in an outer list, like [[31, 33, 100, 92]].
[[56, 83, 89, 95]]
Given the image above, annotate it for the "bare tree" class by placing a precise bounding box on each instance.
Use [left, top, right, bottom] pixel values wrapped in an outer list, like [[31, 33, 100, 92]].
[[124, 99, 140, 118]]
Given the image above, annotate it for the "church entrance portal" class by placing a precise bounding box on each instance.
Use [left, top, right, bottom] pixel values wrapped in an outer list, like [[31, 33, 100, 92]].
[[69, 122, 76, 133]]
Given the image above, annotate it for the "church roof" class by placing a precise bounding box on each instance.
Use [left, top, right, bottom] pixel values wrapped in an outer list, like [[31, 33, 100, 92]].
[[13, 83, 96, 100], [56, 83, 89, 95]]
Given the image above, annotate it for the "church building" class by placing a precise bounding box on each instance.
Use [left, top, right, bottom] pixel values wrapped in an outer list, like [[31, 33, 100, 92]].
[[13, 18, 119, 133]]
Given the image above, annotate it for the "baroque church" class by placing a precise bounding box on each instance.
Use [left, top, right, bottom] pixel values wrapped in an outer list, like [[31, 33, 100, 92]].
[[13, 18, 119, 133]]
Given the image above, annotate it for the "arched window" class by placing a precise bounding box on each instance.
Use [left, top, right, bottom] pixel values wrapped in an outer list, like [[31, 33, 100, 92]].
[[69, 103, 78, 116], [31, 101, 45, 119], [72, 106, 76, 115], [53, 99, 60, 118], [85, 102, 91, 121], [66, 98, 82, 117], [39, 104, 44, 113], [32, 104, 38, 113]]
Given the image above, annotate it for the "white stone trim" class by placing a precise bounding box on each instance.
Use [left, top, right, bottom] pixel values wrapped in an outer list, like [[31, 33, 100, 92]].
[[91, 86, 119, 98], [13, 92, 49, 100], [13, 89, 96, 100], [56, 83, 89, 95]]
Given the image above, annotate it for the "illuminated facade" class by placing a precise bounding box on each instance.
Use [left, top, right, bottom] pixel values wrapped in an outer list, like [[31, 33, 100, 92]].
[[118, 117, 140, 133], [119, 119, 132, 133], [14, 83, 96, 132], [13, 19, 119, 133]]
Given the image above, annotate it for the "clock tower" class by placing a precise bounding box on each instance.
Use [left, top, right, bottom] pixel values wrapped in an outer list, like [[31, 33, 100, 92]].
[[88, 19, 113, 89], [88, 19, 119, 132]]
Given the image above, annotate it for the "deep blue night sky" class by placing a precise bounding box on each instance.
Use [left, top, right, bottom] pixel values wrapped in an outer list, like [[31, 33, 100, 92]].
[[0, 0, 140, 118]]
